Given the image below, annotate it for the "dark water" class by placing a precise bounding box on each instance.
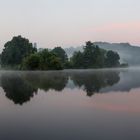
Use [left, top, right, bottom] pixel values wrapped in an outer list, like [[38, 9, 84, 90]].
[[0, 68, 140, 140]]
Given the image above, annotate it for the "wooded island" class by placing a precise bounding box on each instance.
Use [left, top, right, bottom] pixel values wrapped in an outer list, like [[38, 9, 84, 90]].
[[0, 36, 128, 70]]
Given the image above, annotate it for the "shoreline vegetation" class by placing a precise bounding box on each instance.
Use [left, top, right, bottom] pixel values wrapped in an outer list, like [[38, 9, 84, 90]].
[[0, 35, 128, 70]]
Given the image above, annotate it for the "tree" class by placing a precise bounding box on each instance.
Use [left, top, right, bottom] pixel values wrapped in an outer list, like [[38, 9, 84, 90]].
[[38, 49, 52, 70], [94, 46, 106, 68], [1, 35, 37, 66], [22, 54, 40, 70], [71, 41, 106, 68], [22, 49, 63, 70], [83, 41, 96, 68], [71, 51, 84, 68], [52, 47, 68, 67], [105, 50, 120, 67], [38, 49, 63, 70], [70, 41, 121, 69]]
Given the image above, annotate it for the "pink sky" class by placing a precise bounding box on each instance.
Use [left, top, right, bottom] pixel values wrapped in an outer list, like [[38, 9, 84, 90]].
[[0, 0, 140, 49]]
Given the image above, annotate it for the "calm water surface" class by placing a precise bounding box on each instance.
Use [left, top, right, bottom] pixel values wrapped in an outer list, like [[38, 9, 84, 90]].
[[0, 68, 140, 140]]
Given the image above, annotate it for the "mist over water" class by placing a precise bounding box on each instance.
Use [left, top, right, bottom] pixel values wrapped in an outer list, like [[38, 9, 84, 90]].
[[0, 0, 140, 139], [0, 68, 140, 140]]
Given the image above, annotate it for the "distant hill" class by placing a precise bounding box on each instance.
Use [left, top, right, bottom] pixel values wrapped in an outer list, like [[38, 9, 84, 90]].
[[65, 42, 140, 66]]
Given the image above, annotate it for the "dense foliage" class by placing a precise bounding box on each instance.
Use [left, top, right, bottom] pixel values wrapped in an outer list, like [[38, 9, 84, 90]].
[[51, 47, 68, 67], [22, 49, 63, 70], [70, 41, 120, 68], [0, 36, 124, 70], [1, 36, 37, 67]]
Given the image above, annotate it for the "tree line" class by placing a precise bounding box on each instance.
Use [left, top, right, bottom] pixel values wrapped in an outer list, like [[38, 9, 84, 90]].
[[0, 35, 127, 70]]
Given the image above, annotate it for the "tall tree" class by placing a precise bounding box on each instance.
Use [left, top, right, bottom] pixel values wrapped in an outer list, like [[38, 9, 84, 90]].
[[39, 49, 63, 70], [105, 50, 120, 67], [70, 41, 121, 69], [1, 35, 37, 66], [52, 47, 68, 67], [71, 51, 84, 68], [83, 41, 96, 68]]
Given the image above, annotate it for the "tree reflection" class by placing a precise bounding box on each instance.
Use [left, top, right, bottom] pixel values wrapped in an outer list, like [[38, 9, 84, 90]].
[[23, 72, 69, 92], [0, 73, 37, 105], [0, 72, 69, 105], [70, 71, 120, 96], [0, 70, 120, 105]]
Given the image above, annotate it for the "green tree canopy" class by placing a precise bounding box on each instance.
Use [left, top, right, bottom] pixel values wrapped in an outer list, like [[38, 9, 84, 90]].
[[70, 41, 121, 69], [39, 49, 63, 70], [52, 47, 68, 67], [22, 49, 63, 70], [71, 51, 84, 68], [105, 50, 120, 67], [0, 37, 122, 70], [22, 54, 40, 70], [1, 35, 37, 66]]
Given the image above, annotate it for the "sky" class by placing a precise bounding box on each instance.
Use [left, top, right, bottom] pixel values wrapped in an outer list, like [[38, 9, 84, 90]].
[[0, 0, 140, 49]]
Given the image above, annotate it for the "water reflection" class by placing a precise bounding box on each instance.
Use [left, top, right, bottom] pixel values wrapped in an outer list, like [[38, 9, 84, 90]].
[[70, 71, 120, 96], [0, 69, 140, 105], [24, 72, 68, 92], [0, 73, 37, 105], [0, 72, 69, 105]]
